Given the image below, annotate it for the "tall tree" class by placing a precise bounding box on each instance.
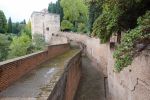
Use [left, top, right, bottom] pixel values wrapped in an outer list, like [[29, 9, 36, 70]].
[[87, 0, 104, 32], [0, 34, 10, 61], [8, 33, 31, 58], [92, 0, 150, 43], [60, 0, 88, 32], [8, 17, 12, 33], [0, 10, 7, 33], [48, 0, 64, 23], [21, 20, 32, 38], [48, 2, 56, 13]]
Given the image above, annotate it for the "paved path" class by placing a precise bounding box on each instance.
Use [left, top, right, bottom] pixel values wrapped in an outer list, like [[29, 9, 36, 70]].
[[0, 49, 78, 100], [74, 57, 106, 100]]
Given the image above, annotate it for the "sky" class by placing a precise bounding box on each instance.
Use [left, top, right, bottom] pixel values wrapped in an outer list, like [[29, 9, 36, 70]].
[[0, 0, 57, 22]]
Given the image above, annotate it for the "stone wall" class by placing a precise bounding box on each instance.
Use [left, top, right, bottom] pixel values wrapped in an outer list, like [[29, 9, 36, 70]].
[[107, 49, 150, 100], [57, 32, 108, 76], [31, 9, 60, 43], [56, 32, 150, 100], [0, 44, 70, 92], [48, 50, 82, 100]]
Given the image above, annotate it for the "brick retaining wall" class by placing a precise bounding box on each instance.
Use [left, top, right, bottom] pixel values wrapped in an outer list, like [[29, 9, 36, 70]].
[[48, 50, 82, 100], [0, 44, 70, 92]]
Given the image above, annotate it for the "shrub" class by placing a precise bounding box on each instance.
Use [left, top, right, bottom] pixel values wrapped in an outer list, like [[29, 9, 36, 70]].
[[113, 11, 150, 72], [61, 20, 73, 31], [8, 33, 32, 58]]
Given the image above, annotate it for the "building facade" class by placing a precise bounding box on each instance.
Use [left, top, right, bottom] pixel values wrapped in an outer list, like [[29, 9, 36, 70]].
[[31, 9, 60, 43]]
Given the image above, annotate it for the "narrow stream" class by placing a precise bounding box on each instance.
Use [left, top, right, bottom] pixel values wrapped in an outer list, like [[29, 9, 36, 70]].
[[0, 49, 79, 100]]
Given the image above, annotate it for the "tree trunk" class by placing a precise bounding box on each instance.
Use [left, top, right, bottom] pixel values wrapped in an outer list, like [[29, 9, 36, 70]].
[[117, 29, 121, 44]]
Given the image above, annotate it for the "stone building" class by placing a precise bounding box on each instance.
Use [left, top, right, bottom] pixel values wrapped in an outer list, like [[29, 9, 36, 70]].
[[31, 9, 60, 43]]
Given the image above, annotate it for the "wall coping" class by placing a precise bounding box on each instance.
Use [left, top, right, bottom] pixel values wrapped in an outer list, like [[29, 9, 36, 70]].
[[0, 43, 69, 66], [47, 49, 82, 100], [64, 50, 82, 72]]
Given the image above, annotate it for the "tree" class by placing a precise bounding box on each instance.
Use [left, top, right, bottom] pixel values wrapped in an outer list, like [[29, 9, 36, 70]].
[[87, 0, 104, 32], [48, 2, 57, 13], [61, 20, 73, 31], [56, 0, 64, 22], [0, 10, 7, 33], [12, 21, 25, 35], [48, 0, 64, 22], [60, 0, 88, 32], [8, 33, 32, 58], [92, 0, 150, 43], [8, 17, 12, 33], [0, 34, 10, 61], [21, 20, 32, 38], [32, 34, 46, 51]]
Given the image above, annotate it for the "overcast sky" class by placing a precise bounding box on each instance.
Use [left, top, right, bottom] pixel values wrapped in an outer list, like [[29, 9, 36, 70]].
[[0, 0, 57, 22]]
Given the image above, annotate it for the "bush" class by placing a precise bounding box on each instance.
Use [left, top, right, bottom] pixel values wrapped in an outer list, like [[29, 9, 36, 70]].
[[61, 20, 73, 31], [8, 33, 32, 58], [113, 11, 150, 72], [0, 34, 11, 61], [77, 23, 88, 33], [32, 34, 47, 51]]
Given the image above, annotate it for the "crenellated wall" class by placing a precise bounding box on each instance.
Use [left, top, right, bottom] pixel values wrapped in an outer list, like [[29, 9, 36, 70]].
[[0, 44, 70, 92]]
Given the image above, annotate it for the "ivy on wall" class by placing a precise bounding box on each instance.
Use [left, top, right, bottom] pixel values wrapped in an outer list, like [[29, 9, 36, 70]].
[[113, 11, 150, 72]]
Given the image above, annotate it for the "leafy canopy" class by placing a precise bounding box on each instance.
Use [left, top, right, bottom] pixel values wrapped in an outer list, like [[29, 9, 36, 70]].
[[60, 0, 88, 32], [8, 33, 32, 58], [0, 34, 11, 61], [0, 10, 7, 33]]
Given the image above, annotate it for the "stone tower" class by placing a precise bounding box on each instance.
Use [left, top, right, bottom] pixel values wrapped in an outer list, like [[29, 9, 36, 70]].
[[31, 9, 60, 43]]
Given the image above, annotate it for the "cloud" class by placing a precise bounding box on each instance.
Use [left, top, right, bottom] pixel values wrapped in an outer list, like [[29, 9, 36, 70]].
[[0, 0, 57, 22]]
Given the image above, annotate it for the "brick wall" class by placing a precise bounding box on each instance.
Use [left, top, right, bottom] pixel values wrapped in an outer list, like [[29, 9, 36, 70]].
[[48, 50, 82, 100], [0, 44, 70, 92]]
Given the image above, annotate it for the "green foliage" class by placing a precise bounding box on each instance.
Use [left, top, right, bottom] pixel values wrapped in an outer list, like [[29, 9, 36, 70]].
[[48, 2, 57, 13], [61, 20, 73, 31], [32, 34, 47, 51], [21, 20, 32, 38], [92, 0, 150, 43], [0, 34, 11, 61], [8, 33, 32, 58], [12, 22, 23, 35], [113, 11, 150, 72], [87, 0, 104, 32], [61, 0, 88, 22], [77, 23, 88, 33], [48, 0, 63, 22], [0, 10, 7, 33], [8, 17, 12, 33], [92, 0, 124, 43], [60, 0, 88, 32]]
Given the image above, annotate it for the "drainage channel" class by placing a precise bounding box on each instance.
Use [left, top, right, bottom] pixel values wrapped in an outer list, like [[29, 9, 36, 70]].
[[74, 57, 106, 100], [0, 49, 79, 100]]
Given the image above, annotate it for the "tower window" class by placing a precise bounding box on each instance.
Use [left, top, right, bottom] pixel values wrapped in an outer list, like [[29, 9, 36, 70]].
[[46, 27, 49, 31]]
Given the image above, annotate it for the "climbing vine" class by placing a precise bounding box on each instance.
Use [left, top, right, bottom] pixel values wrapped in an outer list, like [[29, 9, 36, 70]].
[[113, 11, 150, 72]]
